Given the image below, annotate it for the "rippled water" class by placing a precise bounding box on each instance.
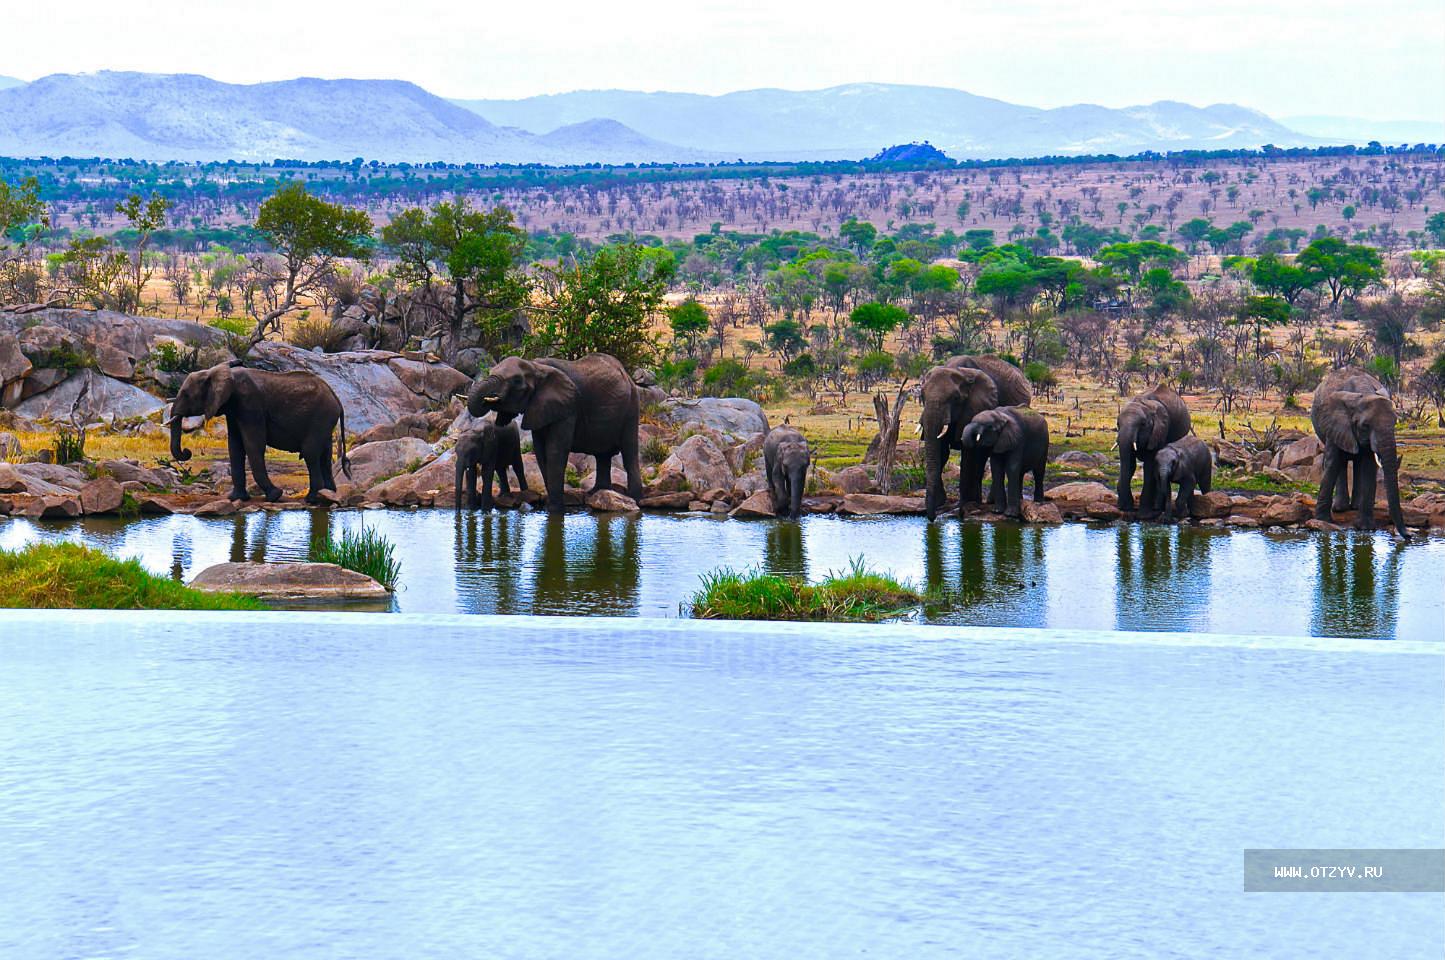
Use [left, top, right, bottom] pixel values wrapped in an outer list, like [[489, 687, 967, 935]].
[[2, 510, 1441, 641], [0, 612, 1440, 958]]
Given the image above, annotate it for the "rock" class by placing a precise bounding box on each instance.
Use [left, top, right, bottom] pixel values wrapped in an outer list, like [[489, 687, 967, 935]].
[[97, 458, 170, 488], [580, 464, 633, 492], [724, 431, 767, 475], [345, 437, 435, 490], [1273, 435, 1322, 470], [729, 490, 777, 518], [188, 562, 391, 601], [654, 434, 735, 495], [585, 489, 640, 513], [1259, 497, 1310, 525], [137, 496, 173, 515], [0, 333, 32, 398], [1193, 491, 1234, 519], [1226, 515, 1259, 528], [731, 468, 769, 501], [95, 343, 135, 380], [10, 462, 86, 495], [836, 494, 927, 516], [386, 357, 472, 404], [832, 465, 878, 495], [355, 412, 432, 445], [12, 369, 166, 422], [660, 397, 770, 439], [0, 430, 20, 460], [1046, 481, 1118, 517], [709, 500, 730, 514], [194, 499, 238, 516], [1054, 450, 1105, 467], [1084, 502, 1124, 521], [1020, 499, 1063, 523], [78, 477, 124, 514], [640, 491, 693, 510], [24, 494, 82, 518], [0, 462, 24, 493], [1305, 519, 1343, 532]]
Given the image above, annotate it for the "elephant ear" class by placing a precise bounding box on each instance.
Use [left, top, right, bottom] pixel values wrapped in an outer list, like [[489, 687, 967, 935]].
[[963, 370, 1000, 414], [203, 365, 234, 420], [994, 410, 1024, 452], [522, 363, 579, 431], [1142, 398, 1169, 448], [1315, 392, 1363, 454]]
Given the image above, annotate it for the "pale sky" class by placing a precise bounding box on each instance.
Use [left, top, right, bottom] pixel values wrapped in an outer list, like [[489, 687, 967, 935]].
[[6, 0, 1443, 120]]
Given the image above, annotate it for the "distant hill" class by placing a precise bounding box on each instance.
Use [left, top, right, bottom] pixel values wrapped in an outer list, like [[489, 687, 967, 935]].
[[869, 143, 954, 164], [0, 75, 24, 90], [0, 72, 704, 164], [454, 83, 1318, 159], [1281, 115, 1445, 145]]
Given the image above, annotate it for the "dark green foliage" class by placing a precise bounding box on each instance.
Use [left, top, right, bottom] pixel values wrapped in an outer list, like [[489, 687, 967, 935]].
[[0, 542, 264, 610]]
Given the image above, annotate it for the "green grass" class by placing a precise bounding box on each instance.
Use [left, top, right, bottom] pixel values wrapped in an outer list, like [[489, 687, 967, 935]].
[[0, 542, 264, 610], [688, 557, 922, 622], [308, 526, 400, 590]]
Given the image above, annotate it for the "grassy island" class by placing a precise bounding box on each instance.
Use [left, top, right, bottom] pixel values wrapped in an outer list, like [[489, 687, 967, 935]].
[[0, 542, 264, 610], [689, 560, 922, 622]]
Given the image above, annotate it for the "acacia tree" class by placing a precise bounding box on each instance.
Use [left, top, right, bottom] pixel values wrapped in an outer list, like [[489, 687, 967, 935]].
[[114, 192, 172, 312], [531, 244, 674, 368], [0, 176, 47, 304], [380, 197, 529, 358], [250, 182, 372, 345]]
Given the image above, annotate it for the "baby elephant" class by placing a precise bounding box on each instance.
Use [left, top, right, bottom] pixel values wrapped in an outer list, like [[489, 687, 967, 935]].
[[455, 419, 528, 510], [1153, 435, 1213, 521], [960, 406, 1049, 519], [763, 425, 811, 518]]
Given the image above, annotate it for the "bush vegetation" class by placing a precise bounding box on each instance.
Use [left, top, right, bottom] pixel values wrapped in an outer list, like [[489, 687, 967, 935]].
[[308, 526, 401, 590], [688, 558, 922, 622], [0, 542, 263, 610]]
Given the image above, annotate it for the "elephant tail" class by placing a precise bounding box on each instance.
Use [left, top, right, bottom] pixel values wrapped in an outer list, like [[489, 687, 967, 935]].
[[337, 406, 353, 480]]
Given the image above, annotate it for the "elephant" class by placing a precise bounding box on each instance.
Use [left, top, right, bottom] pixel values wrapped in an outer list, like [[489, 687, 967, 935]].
[[467, 353, 642, 512], [921, 355, 1033, 520], [1311, 367, 1409, 537], [763, 425, 811, 518], [168, 363, 350, 504], [959, 406, 1049, 519], [455, 418, 527, 511], [1152, 434, 1213, 521], [1116, 384, 1192, 516]]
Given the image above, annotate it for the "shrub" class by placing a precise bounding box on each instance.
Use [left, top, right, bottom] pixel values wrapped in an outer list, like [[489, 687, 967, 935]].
[[151, 341, 201, 374], [289, 314, 347, 352], [1023, 361, 1057, 389], [641, 436, 672, 465], [207, 316, 251, 336], [308, 527, 400, 590], [0, 542, 263, 610], [53, 428, 85, 464], [687, 558, 922, 622], [701, 357, 759, 397]]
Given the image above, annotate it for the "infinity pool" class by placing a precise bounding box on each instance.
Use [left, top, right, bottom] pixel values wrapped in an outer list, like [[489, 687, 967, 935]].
[[0, 612, 1440, 957], [2, 510, 1441, 640]]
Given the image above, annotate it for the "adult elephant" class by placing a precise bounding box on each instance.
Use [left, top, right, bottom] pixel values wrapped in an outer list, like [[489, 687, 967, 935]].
[[468, 354, 642, 513], [1116, 385, 1192, 516], [921, 355, 1032, 520], [168, 363, 350, 504], [1311, 367, 1409, 537]]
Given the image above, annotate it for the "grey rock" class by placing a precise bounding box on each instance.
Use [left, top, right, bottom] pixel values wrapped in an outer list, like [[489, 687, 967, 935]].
[[13, 369, 166, 422], [345, 437, 435, 490], [188, 562, 391, 600], [661, 397, 770, 439], [653, 434, 735, 494]]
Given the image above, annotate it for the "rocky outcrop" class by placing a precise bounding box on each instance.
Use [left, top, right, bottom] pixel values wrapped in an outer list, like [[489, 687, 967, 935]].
[[1046, 481, 1118, 519], [12, 368, 166, 422], [245, 342, 468, 434], [78, 477, 124, 514], [188, 562, 390, 601], [653, 434, 735, 494], [729, 490, 776, 518], [344, 437, 435, 490], [585, 489, 640, 513], [836, 494, 927, 516], [660, 397, 769, 439]]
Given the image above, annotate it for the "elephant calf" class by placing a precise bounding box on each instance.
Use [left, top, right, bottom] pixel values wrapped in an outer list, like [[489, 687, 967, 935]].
[[960, 406, 1049, 520], [763, 425, 811, 518], [455, 419, 527, 511], [1152, 435, 1212, 521]]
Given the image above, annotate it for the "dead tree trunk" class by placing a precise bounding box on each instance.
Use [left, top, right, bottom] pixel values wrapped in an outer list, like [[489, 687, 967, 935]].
[[872, 385, 909, 494]]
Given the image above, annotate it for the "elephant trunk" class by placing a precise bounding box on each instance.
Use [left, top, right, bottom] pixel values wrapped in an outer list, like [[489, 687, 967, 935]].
[[170, 409, 191, 462], [924, 433, 945, 521], [1373, 430, 1409, 538], [790, 462, 805, 520], [467, 375, 502, 418]]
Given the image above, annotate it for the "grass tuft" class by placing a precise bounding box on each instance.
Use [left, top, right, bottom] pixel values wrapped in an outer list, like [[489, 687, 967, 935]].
[[308, 526, 401, 590], [0, 542, 263, 610], [688, 556, 922, 622]]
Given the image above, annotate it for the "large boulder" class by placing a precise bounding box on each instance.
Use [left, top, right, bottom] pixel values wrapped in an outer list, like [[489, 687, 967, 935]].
[[12, 368, 166, 422], [97, 459, 171, 488], [1046, 481, 1118, 518], [9, 462, 87, 495], [836, 494, 927, 516], [729, 490, 776, 518], [246, 343, 468, 434], [344, 437, 435, 490], [0, 332, 32, 405], [660, 397, 770, 439], [188, 562, 391, 601], [79, 476, 124, 515], [653, 434, 735, 494]]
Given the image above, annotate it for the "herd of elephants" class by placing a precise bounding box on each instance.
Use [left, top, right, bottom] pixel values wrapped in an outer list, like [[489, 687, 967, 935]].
[[164, 351, 1413, 539]]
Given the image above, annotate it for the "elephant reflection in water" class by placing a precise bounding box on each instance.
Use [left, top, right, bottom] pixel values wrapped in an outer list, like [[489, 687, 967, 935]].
[[922, 521, 1045, 619], [532, 514, 641, 616], [453, 510, 527, 615], [1113, 525, 1212, 632], [763, 522, 805, 578], [1311, 534, 1399, 640]]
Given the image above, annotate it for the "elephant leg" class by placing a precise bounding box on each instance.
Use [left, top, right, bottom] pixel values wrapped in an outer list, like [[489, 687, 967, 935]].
[[1033, 465, 1046, 505], [591, 454, 613, 494], [1004, 457, 1023, 518], [1354, 455, 1377, 531], [494, 461, 511, 497], [1316, 447, 1344, 521], [225, 427, 249, 501], [1175, 479, 1195, 521], [620, 427, 644, 501], [1334, 456, 1355, 513], [988, 460, 1005, 512], [241, 425, 282, 502], [1138, 457, 1159, 519], [480, 463, 496, 511], [302, 448, 325, 505], [512, 451, 529, 492], [455, 458, 468, 510], [540, 428, 571, 512]]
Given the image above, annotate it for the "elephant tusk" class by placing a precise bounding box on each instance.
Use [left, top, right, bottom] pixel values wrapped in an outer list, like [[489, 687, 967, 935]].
[[936, 425, 950, 439], [483, 395, 500, 403], [913, 423, 922, 437]]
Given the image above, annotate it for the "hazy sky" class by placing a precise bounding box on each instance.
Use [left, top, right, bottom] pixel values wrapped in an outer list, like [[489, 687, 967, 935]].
[[7, 0, 1443, 119]]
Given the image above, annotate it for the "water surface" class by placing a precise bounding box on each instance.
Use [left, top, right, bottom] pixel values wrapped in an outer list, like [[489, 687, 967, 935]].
[[2, 510, 1440, 641]]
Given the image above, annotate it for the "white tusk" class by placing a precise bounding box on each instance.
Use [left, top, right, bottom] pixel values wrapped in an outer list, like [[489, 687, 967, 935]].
[[483, 396, 499, 403], [913, 423, 922, 437], [161, 416, 174, 426], [936, 425, 950, 439], [1374, 453, 1382, 468]]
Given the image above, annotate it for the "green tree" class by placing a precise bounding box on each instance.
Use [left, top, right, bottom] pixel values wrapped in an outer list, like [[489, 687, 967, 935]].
[[252, 182, 372, 342], [381, 197, 529, 355], [1, 176, 46, 268], [849, 302, 908, 350], [1177, 218, 1213, 252], [838, 218, 877, 254], [668, 298, 710, 356], [1424, 212, 1445, 248], [531, 243, 674, 368], [1296, 237, 1384, 306], [1249, 253, 1319, 306], [114, 192, 171, 312]]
